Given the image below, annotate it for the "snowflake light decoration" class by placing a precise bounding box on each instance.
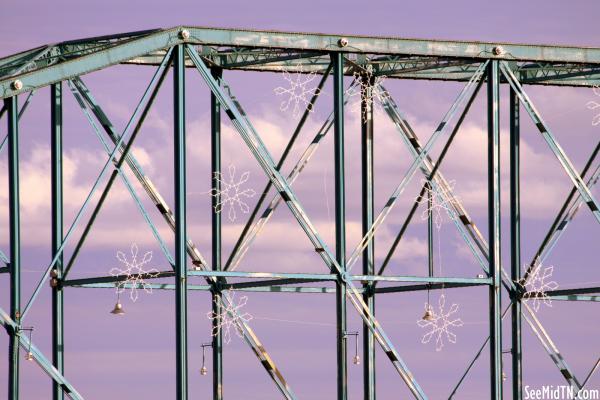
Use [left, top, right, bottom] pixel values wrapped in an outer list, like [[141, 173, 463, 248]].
[[109, 243, 160, 302], [416, 179, 458, 230], [416, 294, 464, 351], [345, 65, 390, 121], [207, 291, 253, 344], [522, 262, 559, 312], [210, 164, 256, 222], [586, 85, 600, 126], [273, 66, 322, 117]]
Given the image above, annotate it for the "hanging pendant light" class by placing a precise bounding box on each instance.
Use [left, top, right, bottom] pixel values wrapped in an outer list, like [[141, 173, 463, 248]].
[[110, 293, 125, 316], [200, 343, 212, 376], [344, 331, 360, 366], [422, 304, 434, 321], [22, 327, 34, 361]]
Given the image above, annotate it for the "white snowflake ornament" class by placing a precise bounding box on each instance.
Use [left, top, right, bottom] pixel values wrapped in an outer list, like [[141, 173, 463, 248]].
[[417, 294, 464, 351], [586, 85, 600, 126], [274, 66, 322, 117], [109, 243, 160, 302], [416, 179, 458, 230], [345, 66, 390, 121], [522, 262, 559, 312], [207, 291, 253, 344], [210, 164, 256, 222]]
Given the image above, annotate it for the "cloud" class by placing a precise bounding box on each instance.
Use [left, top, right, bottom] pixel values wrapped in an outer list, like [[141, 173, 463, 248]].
[[0, 107, 582, 253]]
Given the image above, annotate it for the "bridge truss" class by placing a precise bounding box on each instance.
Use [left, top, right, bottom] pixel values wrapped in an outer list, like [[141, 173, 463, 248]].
[[1, 26, 600, 399]]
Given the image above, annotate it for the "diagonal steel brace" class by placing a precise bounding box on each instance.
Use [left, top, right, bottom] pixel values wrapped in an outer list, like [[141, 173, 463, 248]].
[[188, 44, 435, 399], [69, 59, 298, 400], [0, 307, 85, 399]]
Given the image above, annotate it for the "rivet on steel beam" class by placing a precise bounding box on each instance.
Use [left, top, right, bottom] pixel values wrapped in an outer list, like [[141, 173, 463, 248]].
[[179, 29, 190, 40], [11, 80, 23, 90], [493, 46, 504, 56], [338, 37, 349, 48]]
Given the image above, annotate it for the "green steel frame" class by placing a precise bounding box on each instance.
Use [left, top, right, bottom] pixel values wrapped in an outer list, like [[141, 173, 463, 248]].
[[1, 26, 599, 400]]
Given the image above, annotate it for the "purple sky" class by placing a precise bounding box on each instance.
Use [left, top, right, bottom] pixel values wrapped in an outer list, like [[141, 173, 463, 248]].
[[1, 1, 599, 399]]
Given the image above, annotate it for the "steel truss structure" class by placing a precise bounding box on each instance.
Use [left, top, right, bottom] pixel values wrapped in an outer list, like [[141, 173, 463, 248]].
[[1, 26, 600, 399]]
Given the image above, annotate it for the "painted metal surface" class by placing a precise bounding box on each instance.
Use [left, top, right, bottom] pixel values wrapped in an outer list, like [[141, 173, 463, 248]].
[[188, 44, 428, 400], [6, 95, 20, 400], [51, 82, 65, 400], [174, 44, 188, 400], [332, 52, 348, 400], [4, 26, 600, 99], [360, 67, 376, 400], [509, 87, 523, 400], [487, 60, 503, 399], [0, 28, 598, 400], [210, 66, 224, 400]]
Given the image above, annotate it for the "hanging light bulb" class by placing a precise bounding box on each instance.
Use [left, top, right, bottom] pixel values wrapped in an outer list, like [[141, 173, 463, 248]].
[[344, 331, 360, 367], [110, 293, 125, 316], [200, 343, 212, 376], [502, 371, 507, 381], [422, 305, 434, 321], [423, 281, 434, 321], [22, 327, 34, 361]]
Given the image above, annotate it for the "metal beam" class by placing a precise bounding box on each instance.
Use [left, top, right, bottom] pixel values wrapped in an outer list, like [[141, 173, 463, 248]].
[[537, 287, 600, 297], [210, 66, 223, 400], [346, 62, 488, 274], [376, 78, 487, 279], [332, 52, 348, 400], [65, 70, 298, 400], [51, 81, 64, 400], [63, 73, 174, 276], [173, 44, 188, 400], [223, 64, 331, 272], [6, 95, 20, 400], [223, 82, 345, 272], [374, 282, 488, 294], [20, 53, 172, 321], [509, 86, 522, 400], [523, 141, 600, 283], [487, 60, 503, 399], [67, 270, 491, 285], [522, 303, 581, 389], [500, 61, 600, 225], [361, 68, 376, 400], [5, 26, 600, 99], [0, 308, 84, 400], [551, 295, 600, 302], [0, 29, 181, 99], [187, 44, 428, 399]]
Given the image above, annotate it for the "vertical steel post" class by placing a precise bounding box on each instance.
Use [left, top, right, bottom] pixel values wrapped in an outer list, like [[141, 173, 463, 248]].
[[173, 44, 188, 400], [427, 182, 434, 279], [6, 95, 20, 400], [487, 60, 503, 399], [360, 73, 376, 400], [51, 82, 64, 400], [332, 52, 347, 400], [509, 87, 523, 400], [211, 67, 224, 400]]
